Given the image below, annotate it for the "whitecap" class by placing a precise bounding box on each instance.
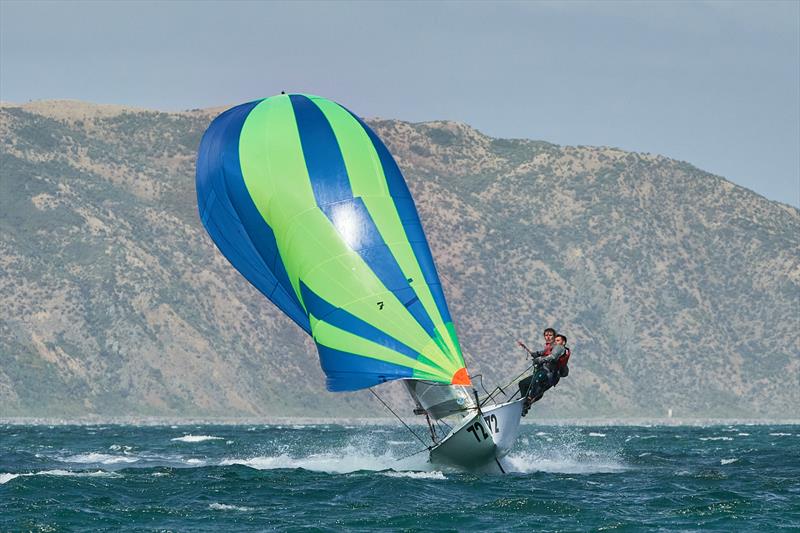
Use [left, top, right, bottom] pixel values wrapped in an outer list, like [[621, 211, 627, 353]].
[[1, 470, 120, 483], [0, 473, 20, 484], [185, 458, 205, 465], [171, 435, 223, 443], [698, 437, 733, 441], [383, 471, 446, 480], [41, 469, 120, 478], [588, 432, 606, 437], [721, 458, 738, 465], [209, 503, 253, 511], [535, 431, 549, 436], [386, 440, 413, 445], [769, 433, 791, 437], [63, 453, 139, 465], [737, 433, 750, 436]]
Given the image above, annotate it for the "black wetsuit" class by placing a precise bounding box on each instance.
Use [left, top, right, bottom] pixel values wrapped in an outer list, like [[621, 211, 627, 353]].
[[519, 344, 566, 399]]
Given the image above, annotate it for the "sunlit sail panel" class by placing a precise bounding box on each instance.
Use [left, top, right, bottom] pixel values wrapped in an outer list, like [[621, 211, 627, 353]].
[[196, 94, 470, 391]]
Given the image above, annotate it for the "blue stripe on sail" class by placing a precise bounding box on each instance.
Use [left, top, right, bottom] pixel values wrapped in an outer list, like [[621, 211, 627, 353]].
[[223, 136, 306, 318], [289, 94, 439, 339], [345, 110, 454, 325], [196, 99, 310, 333], [288, 94, 352, 206], [300, 281, 422, 363], [316, 344, 413, 391]]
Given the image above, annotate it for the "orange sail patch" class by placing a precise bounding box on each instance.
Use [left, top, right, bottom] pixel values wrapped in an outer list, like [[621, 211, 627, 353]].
[[450, 367, 471, 386]]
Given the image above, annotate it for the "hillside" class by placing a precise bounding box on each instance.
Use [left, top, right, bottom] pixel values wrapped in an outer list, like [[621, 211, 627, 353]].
[[1, 100, 798, 419]]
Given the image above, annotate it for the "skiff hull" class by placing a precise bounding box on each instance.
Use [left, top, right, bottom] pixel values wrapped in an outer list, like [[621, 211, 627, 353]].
[[429, 398, 525, 472]]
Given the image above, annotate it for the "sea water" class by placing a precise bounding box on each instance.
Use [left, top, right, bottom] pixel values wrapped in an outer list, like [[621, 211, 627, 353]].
[[1, 423, 798, 531]]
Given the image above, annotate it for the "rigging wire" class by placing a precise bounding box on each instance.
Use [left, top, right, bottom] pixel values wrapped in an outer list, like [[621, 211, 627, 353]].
[[438, 268, 528, 383], [368, 388, 431, 450]]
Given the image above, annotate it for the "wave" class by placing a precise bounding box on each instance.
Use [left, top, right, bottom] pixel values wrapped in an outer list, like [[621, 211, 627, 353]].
[[56, 450, 213, 469], [209, 503, 254, 512], [63, 452, 139, 465], [171, 435, 223, 443], [0, 473, 20, 484], [721, 458, 739, 465], [0, 470, 120, 484]]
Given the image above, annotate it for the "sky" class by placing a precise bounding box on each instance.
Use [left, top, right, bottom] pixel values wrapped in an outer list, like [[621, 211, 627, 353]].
[[2, 0, 798, 206]]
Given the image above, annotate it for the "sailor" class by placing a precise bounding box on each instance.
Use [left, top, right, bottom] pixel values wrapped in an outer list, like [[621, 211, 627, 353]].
[[516, 328, 556, 400], [531, 336, 565, 394], [553, 334, 571, 380]]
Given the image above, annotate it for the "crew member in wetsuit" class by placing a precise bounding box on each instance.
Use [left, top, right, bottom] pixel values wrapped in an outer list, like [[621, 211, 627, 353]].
[[552, 333, 572, 387], [517, 328, 556, 400], [549, 334, 570, 387]]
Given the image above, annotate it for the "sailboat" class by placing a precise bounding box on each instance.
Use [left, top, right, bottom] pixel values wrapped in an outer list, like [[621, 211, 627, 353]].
[[195, 93, 525, 472]]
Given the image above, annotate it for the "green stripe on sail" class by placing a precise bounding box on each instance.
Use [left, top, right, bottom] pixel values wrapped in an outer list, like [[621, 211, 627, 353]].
[[312, 98, 463, 369], [309, 314, 452, 382], [238, 95, 461, 378], [238, 95, 314, 305]]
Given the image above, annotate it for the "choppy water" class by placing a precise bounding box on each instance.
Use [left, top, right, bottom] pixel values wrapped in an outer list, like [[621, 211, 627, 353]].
[[2, 423, 798, 531]]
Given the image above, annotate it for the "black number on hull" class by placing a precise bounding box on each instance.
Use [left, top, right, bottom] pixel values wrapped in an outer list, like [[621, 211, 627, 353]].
[[466, 422, 490, 442], [483, 414, 499, 433]]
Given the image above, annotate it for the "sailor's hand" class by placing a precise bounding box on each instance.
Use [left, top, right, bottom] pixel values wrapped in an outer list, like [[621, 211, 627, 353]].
[[517, 340, 532, 356]]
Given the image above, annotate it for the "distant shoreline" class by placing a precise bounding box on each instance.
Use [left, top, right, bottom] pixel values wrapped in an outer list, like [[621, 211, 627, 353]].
[[2, 417, 798, 427]]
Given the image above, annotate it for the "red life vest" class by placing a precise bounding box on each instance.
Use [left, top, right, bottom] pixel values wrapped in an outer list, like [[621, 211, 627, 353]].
[[557, 347, 571, 369]]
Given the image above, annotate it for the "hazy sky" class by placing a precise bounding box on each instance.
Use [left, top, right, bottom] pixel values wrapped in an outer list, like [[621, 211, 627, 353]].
[[2, 0, 798, 206]]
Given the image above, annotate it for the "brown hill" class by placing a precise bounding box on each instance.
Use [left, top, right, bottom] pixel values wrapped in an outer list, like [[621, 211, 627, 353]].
[[1, 100, 797, 420]]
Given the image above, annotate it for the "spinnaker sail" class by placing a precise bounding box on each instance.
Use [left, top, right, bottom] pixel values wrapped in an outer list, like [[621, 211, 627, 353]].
[[196, 93, 470, 392]]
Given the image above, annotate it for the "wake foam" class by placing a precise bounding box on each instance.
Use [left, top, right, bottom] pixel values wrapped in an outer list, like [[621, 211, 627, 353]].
[[504, 451, 626, 474], [221, 438, 431, 474], [505, 430, 627, 474], [383, 471, 446, 480]]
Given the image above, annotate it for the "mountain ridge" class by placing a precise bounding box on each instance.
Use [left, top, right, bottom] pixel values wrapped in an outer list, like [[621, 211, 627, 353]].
[[1, 100, 797, 420]]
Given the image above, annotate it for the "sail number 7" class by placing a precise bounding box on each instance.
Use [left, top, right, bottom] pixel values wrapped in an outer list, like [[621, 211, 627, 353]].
[[466, 415, 499, 442]]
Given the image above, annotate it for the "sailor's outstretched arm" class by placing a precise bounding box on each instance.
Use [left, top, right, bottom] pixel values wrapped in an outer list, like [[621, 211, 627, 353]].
[[516, 340, 534, 356]]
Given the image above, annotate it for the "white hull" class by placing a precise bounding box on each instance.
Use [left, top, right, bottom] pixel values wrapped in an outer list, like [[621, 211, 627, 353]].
[[429, 398, 525, 472]]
